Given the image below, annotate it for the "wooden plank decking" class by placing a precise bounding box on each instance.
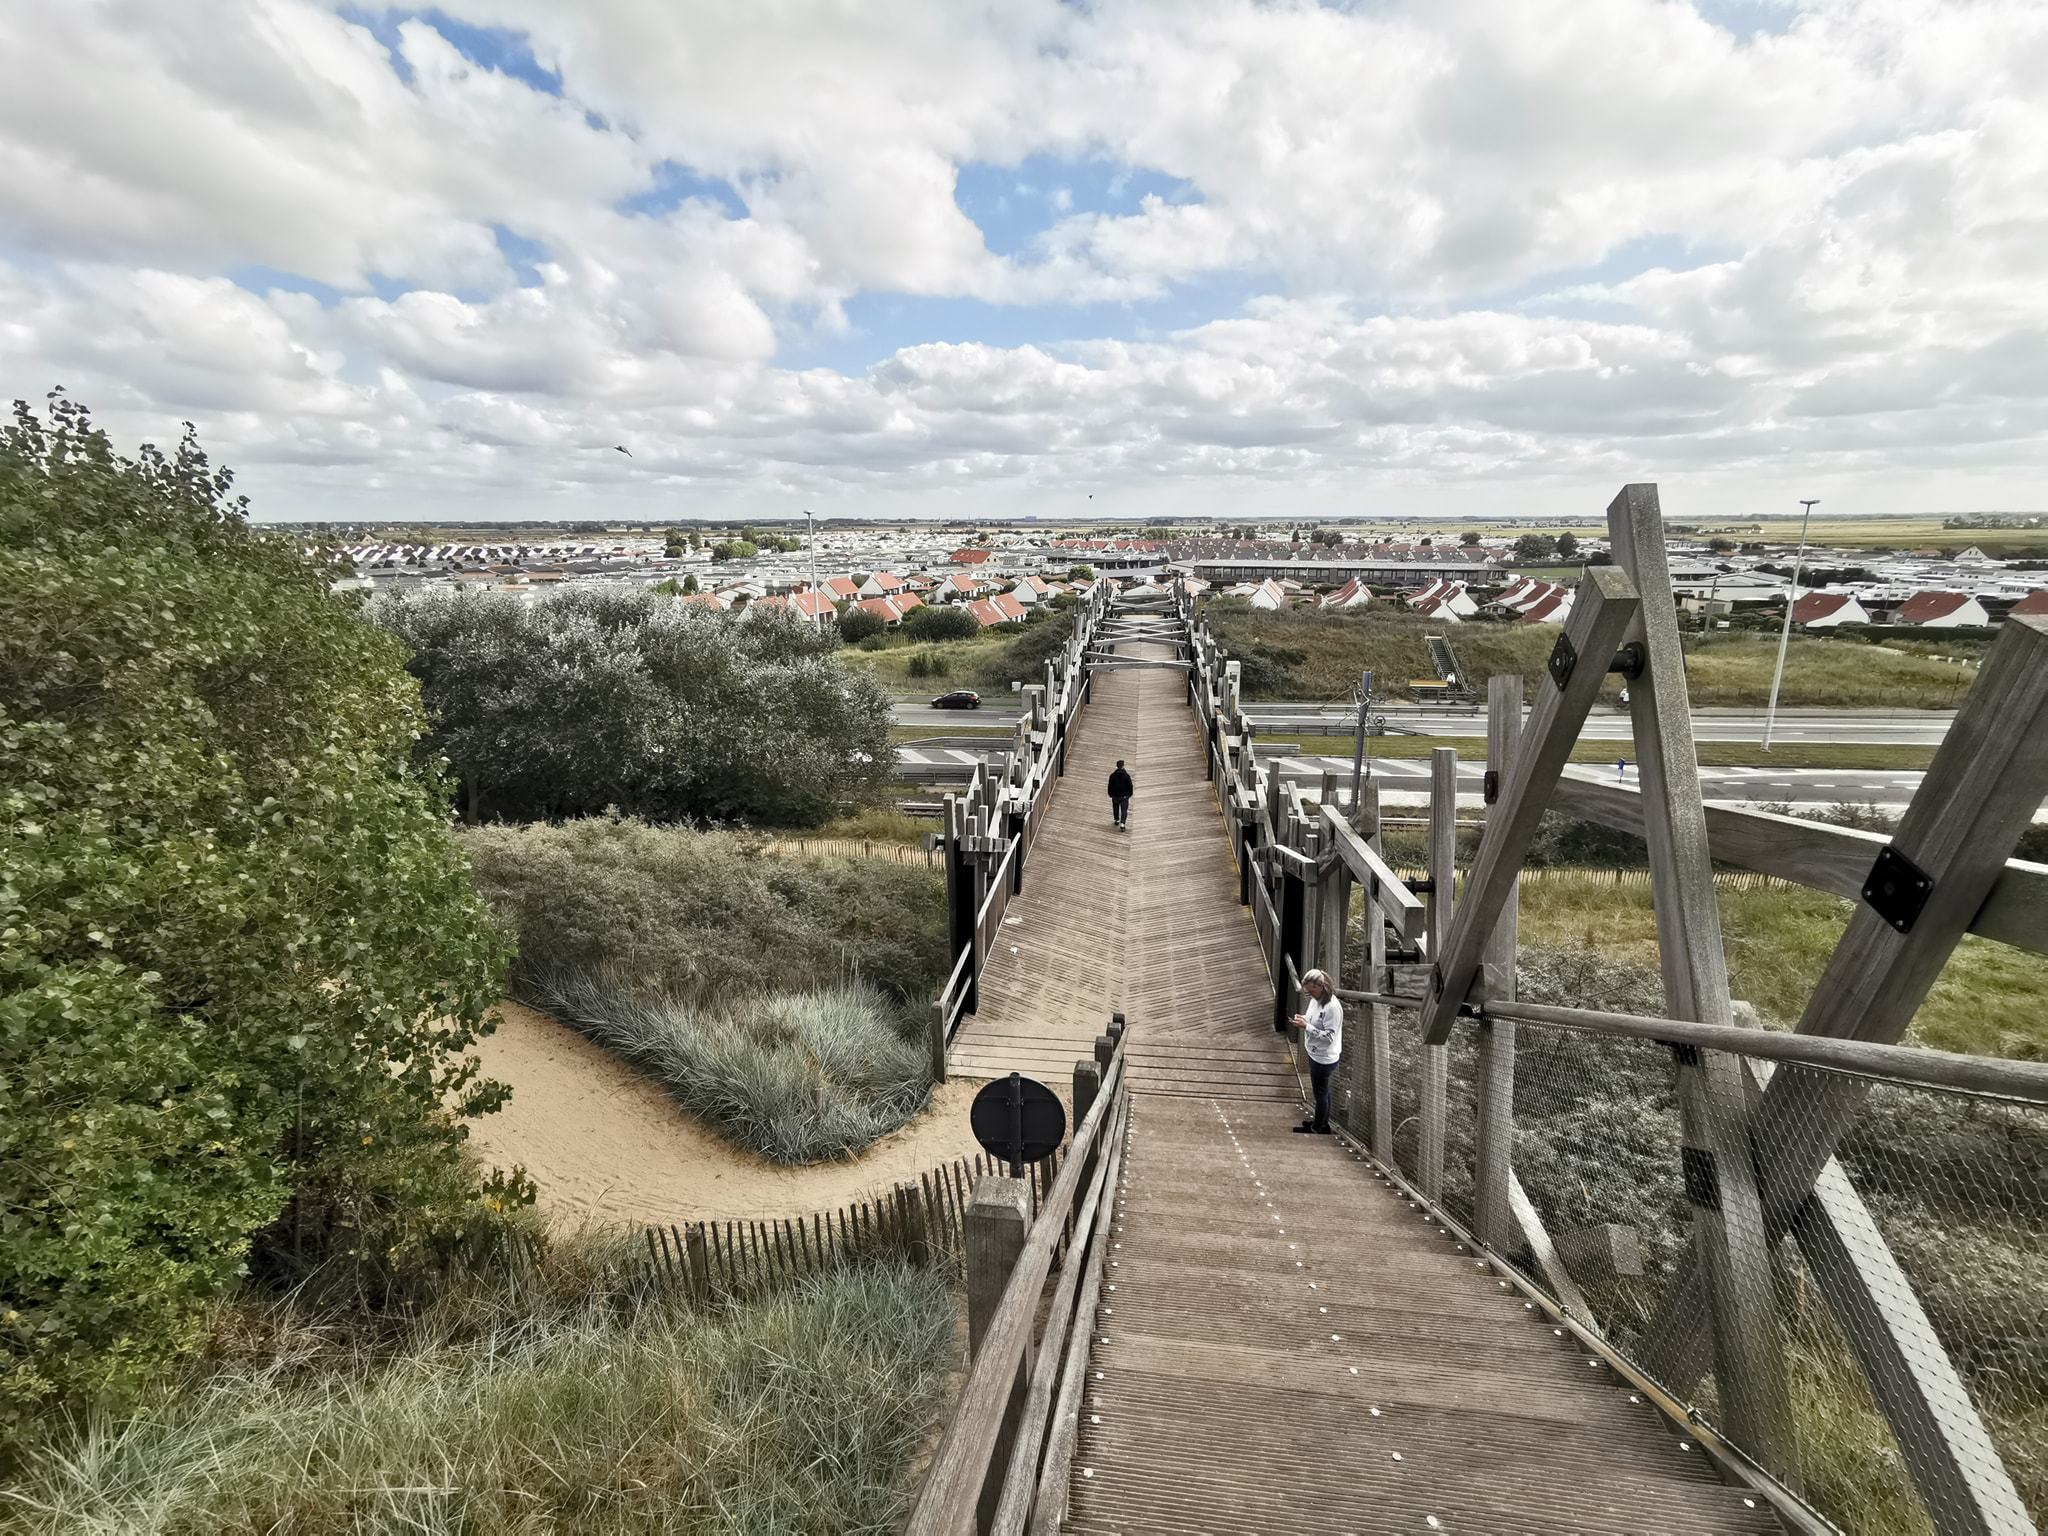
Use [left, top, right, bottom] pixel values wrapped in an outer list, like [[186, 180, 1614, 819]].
[[947, 648, 1294, 1103], [952, 641, 1780, 1533]]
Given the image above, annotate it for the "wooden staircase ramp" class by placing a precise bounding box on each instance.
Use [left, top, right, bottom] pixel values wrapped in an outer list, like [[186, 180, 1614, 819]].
[[949, 631, 1782, 1533], [945, 650, 1294, 1104], [1064, 1095, 1782, 1534]]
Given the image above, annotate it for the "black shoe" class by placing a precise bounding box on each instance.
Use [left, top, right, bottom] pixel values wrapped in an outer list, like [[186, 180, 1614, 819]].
[[1313, 1125, 1333, 1135], [1292, 1123, 1316, 1134]]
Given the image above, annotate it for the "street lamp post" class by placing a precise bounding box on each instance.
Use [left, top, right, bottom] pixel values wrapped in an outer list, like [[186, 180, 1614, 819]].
[[804, 508, 819, 629], [1761, 498, 1820, 750]]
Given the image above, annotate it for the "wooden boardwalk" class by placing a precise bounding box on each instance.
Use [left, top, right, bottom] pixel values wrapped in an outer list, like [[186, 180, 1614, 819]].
[[947, 638, 1784, 1533], [948, 647, 1294, 1103]]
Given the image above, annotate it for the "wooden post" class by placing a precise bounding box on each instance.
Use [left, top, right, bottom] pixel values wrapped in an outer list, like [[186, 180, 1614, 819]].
[[897, 1180, 931, 1266], [1362, 780, 1393, 1156], [1073, 1057, 1103, 1194], [1273, 860, 1307, 1036], [928, 997, 949, 1086], [1418, 747, 1456, 1199], [1318, 855, 1351, 1126], [685, 1223, 711, 1305], [1473, 677, 1521, 1251], [1607, 483, 1799, 1475], [965, 1175, 1032, 1534]]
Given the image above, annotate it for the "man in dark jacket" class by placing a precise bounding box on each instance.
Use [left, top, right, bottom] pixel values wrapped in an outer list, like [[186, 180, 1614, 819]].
[[1107, 760, 1134, 830]]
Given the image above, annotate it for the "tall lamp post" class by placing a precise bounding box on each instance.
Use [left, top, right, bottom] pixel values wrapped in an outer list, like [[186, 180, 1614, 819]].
[[1761, 497, 1820, 750], [804, 507, 819, 629]]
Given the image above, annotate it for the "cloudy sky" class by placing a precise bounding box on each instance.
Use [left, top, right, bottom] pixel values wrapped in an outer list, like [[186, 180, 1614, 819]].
[[3, 0, 2045, 523]]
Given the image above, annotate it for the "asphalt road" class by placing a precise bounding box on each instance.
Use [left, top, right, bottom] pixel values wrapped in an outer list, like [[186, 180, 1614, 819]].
[[891, 697, 1956, 745]]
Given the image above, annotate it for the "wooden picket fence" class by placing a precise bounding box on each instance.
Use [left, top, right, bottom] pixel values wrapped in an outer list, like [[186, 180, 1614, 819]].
[[636, 1147, 1062, 1301]]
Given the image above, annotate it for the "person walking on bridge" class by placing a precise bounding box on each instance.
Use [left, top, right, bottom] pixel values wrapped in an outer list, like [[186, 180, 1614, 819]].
[[1107, 759, 1134, 831], [1290, 969, 1342, 1135]]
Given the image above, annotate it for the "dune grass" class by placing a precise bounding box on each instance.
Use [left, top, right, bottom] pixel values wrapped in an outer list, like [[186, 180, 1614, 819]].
[[523, 966, 933, 1164], [2, 1261, 958, 1536], [463, 818, 949, 1007]]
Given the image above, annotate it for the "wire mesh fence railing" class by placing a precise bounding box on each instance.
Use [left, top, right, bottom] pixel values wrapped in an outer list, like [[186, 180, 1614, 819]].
[[1447, 1013, 2046, 1536]]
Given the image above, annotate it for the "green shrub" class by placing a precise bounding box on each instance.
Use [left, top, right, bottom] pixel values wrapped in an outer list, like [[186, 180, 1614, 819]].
[[907, 647, 949, 678], [461, 818, 949, 1006], [837, 607, 885, 644], [0, 396, 512, 1439], [525, 967, 931, 1162], [3, 1261, 957, 1534], [904, 604, 978, 642], [367, 585, 890, 827]]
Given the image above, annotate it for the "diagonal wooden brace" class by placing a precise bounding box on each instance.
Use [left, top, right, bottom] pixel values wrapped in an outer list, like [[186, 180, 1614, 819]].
[[1421, 564, 1640, 1045]]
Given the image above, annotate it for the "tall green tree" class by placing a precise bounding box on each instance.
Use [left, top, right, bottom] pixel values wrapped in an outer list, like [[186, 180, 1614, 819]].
[[0, 396, 513, 1435]]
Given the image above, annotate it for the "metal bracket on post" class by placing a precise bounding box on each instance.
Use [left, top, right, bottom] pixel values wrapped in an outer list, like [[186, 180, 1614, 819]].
[[1546, 632, 1578, 691], [1861, 845, 1933, 934]]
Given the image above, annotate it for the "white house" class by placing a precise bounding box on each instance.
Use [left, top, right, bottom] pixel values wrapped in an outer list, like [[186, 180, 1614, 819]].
[[1790, 591, 1870, 629], [1894, 590, 1991, 627], [1321, 577, 1373, 611]]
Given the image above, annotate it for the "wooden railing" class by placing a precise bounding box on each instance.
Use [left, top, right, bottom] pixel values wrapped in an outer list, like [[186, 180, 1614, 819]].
[[905, 1022, 1130, 1536], [927, 585, 1116, 1079], [1176, 484, 2048, 1536]]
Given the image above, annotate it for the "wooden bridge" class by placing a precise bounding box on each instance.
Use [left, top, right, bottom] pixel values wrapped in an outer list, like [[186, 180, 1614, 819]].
[[909, 488, 2048, 1536]]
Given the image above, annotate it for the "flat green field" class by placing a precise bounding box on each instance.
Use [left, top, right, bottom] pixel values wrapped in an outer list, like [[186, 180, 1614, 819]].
[[1208, 606, 1977, 709], [1517, 877, 2047, 1060]]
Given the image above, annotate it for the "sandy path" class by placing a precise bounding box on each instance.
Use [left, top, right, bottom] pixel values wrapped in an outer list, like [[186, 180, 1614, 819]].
[[465, 1001, 991, 1229]]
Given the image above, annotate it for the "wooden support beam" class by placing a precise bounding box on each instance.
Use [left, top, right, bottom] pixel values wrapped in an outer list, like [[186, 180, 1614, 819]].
[[1549, 777, 2048, 958], [1420, 564, 1641, 1045], [1642, 617, 2048, 1486], [1418, 747, 1456, 1200], [1793, 1156, 2033, 1534], [1606, 482, 1797, 1472], [1320, 807, 1427, 944], [1473, 675, 1521, 1251]]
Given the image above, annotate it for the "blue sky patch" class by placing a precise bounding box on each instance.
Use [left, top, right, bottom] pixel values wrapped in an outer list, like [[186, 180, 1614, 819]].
[[784, 269, 1274, 376], [338, 6, 563, 94], [619, 160, 750, 222], [492, 225, 549, 286], [954, 155, 1197, 257]]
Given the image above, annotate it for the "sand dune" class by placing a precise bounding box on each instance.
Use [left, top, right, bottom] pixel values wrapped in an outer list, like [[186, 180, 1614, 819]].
[[464, 1001, 992, 1229]]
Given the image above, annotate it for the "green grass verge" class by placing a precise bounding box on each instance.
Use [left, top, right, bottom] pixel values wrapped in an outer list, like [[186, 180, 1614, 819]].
[[1280, 733, 1938, 771], [4, 1261, 958, 1535], [890, 725, 1016, 742], [1208, 606, 1975, 709], [1513, 878, 2048, 1060], [811, 806, 945, 842], [523, 966, 933, 1164]]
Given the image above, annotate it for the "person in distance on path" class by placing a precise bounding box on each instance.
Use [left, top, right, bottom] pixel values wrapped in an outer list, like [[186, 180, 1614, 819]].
[[1289, 969, 1343, 1135], [1107, 759, 1134, 831]]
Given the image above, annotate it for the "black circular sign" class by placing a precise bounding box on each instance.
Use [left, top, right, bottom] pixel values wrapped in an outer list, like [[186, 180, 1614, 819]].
[[968, 1073, 1067, 1171]]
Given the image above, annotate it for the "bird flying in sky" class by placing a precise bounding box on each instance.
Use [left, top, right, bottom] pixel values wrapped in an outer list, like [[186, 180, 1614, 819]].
[[613, 444, 632, 457]]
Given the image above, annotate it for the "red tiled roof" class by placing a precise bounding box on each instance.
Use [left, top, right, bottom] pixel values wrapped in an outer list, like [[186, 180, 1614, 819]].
[[949, 548, 994, 564], [1790, 591, 1856, 623], [1895, 590, 1972, 624], [2011, 589, 2048, 617]]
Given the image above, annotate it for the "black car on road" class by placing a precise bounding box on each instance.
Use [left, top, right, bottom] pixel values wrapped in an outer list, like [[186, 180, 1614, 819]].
[[931, 690, 981, 709]]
